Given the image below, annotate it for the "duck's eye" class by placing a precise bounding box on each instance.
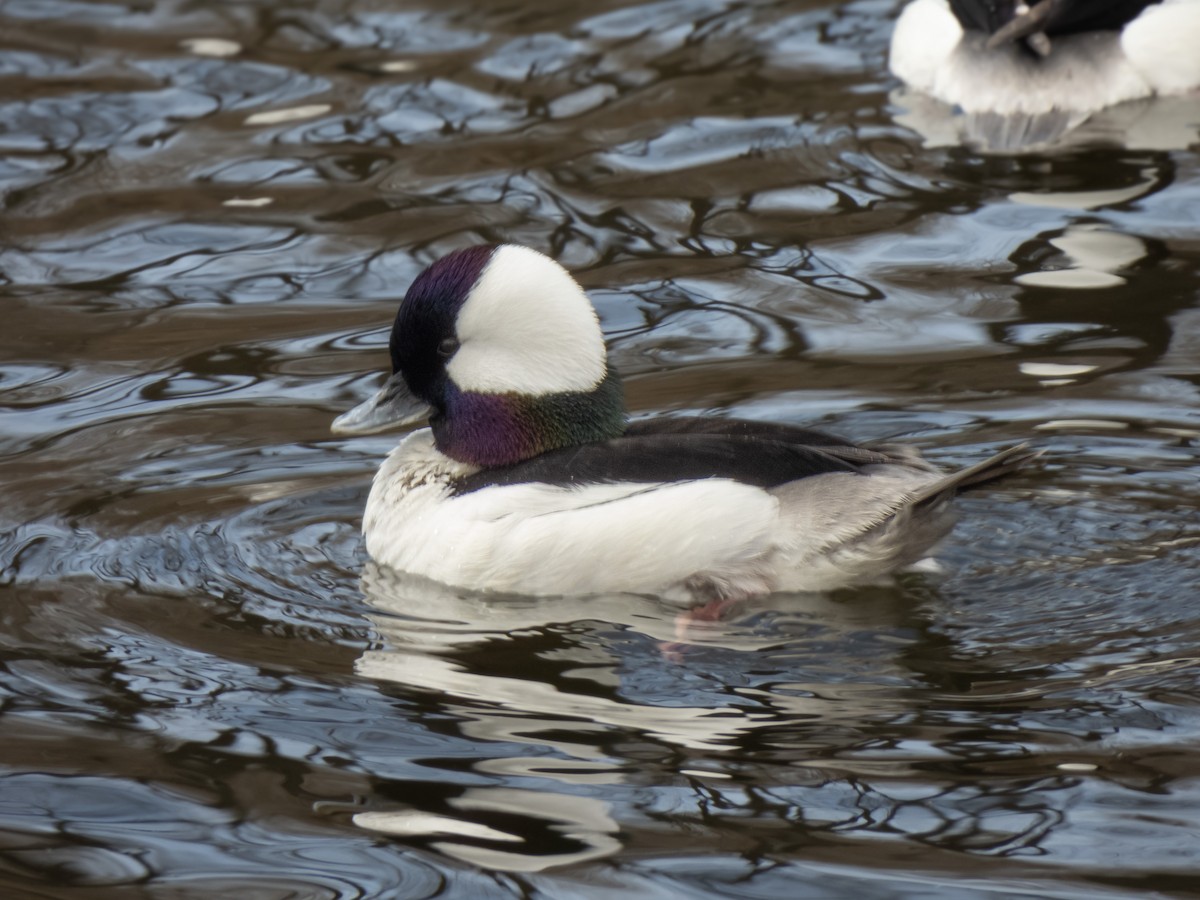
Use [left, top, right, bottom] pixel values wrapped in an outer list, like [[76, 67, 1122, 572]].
[[437, 337, 460, 359]]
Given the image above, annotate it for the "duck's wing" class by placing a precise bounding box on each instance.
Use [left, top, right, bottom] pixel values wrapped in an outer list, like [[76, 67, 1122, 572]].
[[627, 416, 934, 470], [452, 423, 899, 496]]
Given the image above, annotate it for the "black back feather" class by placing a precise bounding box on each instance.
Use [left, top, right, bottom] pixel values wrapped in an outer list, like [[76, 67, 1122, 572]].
[[949, 0, 1158, 37], [452, 417, 918, 495]]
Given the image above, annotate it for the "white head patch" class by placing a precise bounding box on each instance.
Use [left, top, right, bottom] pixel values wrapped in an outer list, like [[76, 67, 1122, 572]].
[[446, 245, 608, 395]]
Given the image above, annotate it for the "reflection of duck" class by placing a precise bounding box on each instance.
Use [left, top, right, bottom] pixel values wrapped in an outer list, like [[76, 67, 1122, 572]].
[[348, 567, 930, 870], [993, 157, 1200, 384], [889, 0, 1200, 150], [332, 244, 1036, 600], [355, 562, 926, 756], [353, 788, 623, 873]]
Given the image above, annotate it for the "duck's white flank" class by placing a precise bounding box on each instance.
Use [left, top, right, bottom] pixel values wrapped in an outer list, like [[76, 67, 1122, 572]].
[[888, 0, 964, 97], [362, 429, 963, 600], [447, 245, 607, 396], [1122, 0, 1200, 94]]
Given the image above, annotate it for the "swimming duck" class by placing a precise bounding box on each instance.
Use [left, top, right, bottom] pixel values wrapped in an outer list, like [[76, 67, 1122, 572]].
[[889, 0, 1200, 149], [332, 244, 1035, 602]]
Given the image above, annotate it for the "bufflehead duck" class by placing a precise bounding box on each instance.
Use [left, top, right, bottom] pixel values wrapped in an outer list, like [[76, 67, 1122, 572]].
[[332, 244, 1036, 601], [889, 0, 1200, 149]]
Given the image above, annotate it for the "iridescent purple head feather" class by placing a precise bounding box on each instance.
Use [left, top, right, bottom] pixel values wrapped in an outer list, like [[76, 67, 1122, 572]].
[[389, 245, 494, 402]]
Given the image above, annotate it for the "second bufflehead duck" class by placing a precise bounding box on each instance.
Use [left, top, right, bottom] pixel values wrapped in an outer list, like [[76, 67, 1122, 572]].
[[332, 245, 1036, 602], [889, 0, 1200, 149]]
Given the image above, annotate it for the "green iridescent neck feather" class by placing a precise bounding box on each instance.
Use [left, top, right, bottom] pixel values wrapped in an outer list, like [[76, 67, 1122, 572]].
[[435, 369, 626, 468]]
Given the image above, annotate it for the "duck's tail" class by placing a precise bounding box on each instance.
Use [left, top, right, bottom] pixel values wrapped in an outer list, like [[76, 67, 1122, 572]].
[[909, 443, 1044, 507]]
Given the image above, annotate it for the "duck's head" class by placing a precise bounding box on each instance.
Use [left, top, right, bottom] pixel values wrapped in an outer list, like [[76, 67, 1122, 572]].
[[332, 244, 625, 468]]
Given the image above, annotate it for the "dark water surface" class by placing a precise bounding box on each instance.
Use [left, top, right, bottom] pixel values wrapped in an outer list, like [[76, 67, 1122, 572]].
[[3, 1, 1200, 897]]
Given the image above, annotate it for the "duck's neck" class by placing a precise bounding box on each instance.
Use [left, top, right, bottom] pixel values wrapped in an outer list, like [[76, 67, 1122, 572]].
[[432, 369, 625, 468]]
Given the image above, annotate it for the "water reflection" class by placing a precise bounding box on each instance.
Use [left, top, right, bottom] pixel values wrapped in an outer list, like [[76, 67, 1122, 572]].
[[2, 0, 1200, 894], [891, 87, 1200, 153], [355, 788, 622, 872], [355, 564, 945, 870], [993, 158, 1200, 400]]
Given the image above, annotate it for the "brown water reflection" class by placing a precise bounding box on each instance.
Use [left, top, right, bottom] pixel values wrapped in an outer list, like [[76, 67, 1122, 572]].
[[2, 0, 1200, 896]]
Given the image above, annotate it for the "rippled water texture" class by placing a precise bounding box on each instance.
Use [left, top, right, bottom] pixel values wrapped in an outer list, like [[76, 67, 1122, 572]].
[[3, 0, 1200, 897]]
